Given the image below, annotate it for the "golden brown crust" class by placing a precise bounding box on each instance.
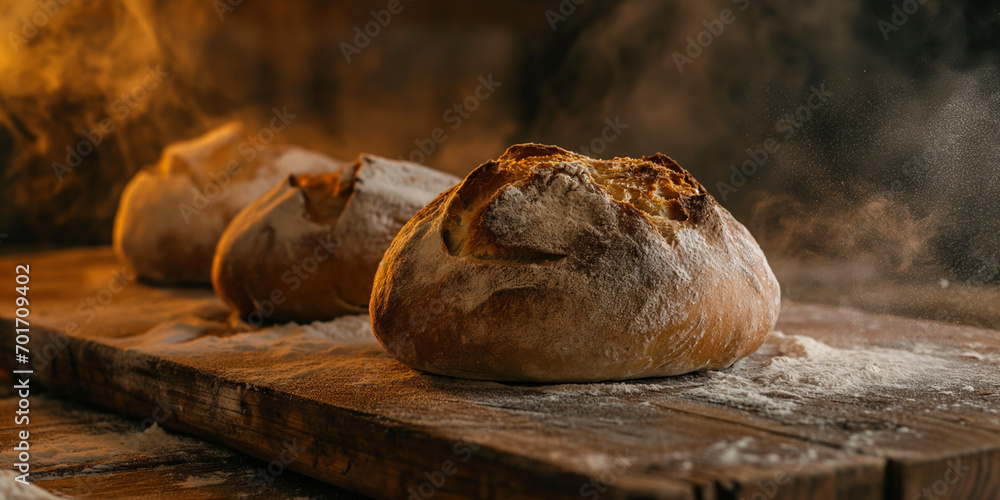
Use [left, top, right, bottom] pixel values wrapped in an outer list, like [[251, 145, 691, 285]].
[[370, 143, 780, 382], [293, 168, 358, 224], [212, 155, 459, 323]]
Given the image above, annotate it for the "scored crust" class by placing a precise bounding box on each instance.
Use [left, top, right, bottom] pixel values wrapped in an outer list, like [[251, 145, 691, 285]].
[[212, 154, 460, 322], [370, 143, 780, 383]]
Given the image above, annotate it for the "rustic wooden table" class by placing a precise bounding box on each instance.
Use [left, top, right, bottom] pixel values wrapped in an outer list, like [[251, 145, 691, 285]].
[[1, 247, 998, 499], [0, 384, 364, 499]]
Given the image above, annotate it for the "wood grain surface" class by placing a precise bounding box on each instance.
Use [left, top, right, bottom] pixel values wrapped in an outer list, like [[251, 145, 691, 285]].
[[0, 386, 364, 499], [1, 247, 998, 499]]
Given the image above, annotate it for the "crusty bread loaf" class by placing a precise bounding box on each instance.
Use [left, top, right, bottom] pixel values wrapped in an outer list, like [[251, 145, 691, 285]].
[[212, 154, 460, 323], [113, 122, 342, 285], [370, 144, 780, 382]]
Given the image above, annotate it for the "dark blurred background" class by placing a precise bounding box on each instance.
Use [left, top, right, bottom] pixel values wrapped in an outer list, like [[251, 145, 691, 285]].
[[1, 0, 998, 325]]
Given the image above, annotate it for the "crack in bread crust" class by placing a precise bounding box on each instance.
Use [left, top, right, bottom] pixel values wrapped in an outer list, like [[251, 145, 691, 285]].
[[290, 162, 360, 225], [212, 154, 459, 322], [441, 144, 717, 263]]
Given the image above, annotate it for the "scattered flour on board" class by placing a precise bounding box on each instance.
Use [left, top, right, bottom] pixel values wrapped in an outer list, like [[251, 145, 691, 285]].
[[0, 423, 205, 470], [509, 330, 1000, 465], [706, 437, 758, 465], [102, 313, 998, 470], [0, 471, 65, 500], [120, 315, 998, 420], [179, 471, 230, 488], [679, 331, 994, 418], [121, 314, 377, 358], [0, 424, 206, 499], [698, 439, 821, 467], [535, 330, 994, 420]]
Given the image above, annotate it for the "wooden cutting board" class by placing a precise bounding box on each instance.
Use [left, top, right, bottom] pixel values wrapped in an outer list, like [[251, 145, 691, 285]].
[[1, 247, 999, 500], [0, 390, 363, 499]]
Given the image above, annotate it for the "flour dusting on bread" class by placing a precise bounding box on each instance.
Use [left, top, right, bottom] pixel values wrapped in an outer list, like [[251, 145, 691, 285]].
[[370, 143, 780, 382], [213, 154, 459, 322]]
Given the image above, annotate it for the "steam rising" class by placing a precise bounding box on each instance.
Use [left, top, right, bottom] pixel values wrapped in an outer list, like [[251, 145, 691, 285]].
[[747, 192, 938, 273], [0, 0, 521, 246], [518, 1, 1000, 303]]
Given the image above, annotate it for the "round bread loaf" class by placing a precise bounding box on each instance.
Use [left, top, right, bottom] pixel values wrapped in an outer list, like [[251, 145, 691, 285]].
[[113, 122, 342, 285], [212, 154, 460, 323], [370, 144, 780, 382]]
